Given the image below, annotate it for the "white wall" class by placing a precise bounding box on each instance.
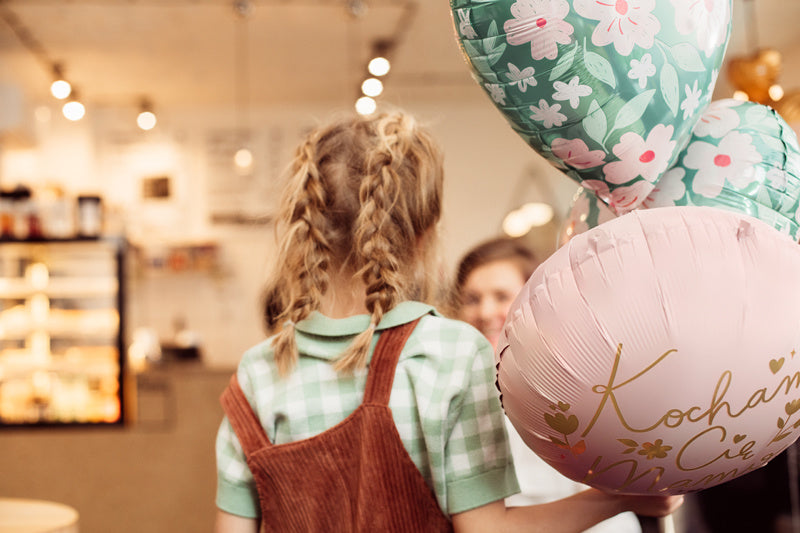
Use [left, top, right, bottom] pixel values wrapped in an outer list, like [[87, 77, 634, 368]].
[[0, 95, 580, 368]]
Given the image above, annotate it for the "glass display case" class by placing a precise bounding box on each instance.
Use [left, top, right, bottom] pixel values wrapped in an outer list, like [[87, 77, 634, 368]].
[[0, 238, 126, 426]]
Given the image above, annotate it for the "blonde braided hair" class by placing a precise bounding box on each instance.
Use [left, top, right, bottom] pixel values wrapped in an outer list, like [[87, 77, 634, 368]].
[[263, 111, 444, 376]]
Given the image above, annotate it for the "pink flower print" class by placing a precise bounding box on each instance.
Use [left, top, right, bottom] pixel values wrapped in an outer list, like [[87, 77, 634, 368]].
[[641, 167, 687, 208], [551, 138, 606, 168], [573, 0, 660, 56], [603, 124, 677, 185], [693, 99, 741, 138], [607, 181, 654, 213], [581, 179, 613, 203], [505, 0, 574, 61], [671, 0, 731, 57], [579, 179, 648, 214], [683, 131, 762, 198]]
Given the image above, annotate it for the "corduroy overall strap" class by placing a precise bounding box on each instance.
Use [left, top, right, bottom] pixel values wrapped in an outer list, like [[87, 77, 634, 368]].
[[220, 317, 422, 456], [221, 375, 271, 455], [362, 318, 420, 406]]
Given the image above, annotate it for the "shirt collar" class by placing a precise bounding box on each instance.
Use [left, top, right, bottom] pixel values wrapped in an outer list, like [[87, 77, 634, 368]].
[[295, 301, 438, 337]]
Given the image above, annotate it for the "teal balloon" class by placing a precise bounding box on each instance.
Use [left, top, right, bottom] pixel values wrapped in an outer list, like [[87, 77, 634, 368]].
[[643, 99, 800, 241], [450, 0, 732, 212]]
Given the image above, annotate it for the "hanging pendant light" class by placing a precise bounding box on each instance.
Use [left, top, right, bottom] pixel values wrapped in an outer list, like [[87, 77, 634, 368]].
[[232, 0, 253, 173]]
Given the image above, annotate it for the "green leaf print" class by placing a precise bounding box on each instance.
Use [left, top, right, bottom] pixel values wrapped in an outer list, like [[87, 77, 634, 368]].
[[582, 100, 608, 147], [485, 21, 507, 66], [463, 40, 498, 82], [584, 51, 616, 88], [668, 43, 706, 72], [756, 186, 774, 209], [660, 63, 679, 117], [549, 44, 577, 82], [611, 89, 655, 133]]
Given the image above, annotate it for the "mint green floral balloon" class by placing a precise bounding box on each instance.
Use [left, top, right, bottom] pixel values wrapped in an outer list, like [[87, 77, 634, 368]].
[[643, 99, 800, 241], [450, 0, 732, 213]]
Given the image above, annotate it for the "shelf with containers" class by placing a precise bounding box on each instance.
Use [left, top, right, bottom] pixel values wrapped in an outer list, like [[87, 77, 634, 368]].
[[0, 237, 127, 426]]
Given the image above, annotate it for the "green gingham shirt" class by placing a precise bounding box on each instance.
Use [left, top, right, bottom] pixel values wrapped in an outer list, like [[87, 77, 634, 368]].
[[215, 301, 519, 519]]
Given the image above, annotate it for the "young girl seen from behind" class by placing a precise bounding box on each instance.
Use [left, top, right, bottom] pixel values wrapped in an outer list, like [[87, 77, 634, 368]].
[[214, 110, 683, 533]]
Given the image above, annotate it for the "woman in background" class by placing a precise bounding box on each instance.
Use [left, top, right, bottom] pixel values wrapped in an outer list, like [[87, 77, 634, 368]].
[[453, 236, 642, 533]]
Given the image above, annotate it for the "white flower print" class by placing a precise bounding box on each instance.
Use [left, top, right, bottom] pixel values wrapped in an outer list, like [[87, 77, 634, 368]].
[[504, 0, 574, 61], [603, 124, 677, 184], [628, 53, 656, 89], [641, 167, 687, 208], [457, 9, 478, 39], [530, 99, 567, 128], [671, 0, 731, 57], [573, 0, 660, 56], [553, 76, 592, 109], [485, 83, 507, 105], [693, 99, 741, 138], [506, 63, 538, 92], [680, 81, 702, 120], [767, 168, 788, 191], [683, 131, 762, 198], [551, 137, 605, 168]]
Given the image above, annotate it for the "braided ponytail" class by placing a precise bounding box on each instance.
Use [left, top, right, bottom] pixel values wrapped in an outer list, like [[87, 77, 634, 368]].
[[264, 110, 444, 376], [267, 134, 334, 376], [334, 113, 439, 373]]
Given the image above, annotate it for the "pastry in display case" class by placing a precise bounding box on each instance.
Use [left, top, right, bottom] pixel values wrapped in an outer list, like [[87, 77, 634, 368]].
[[0, 238, 126, 426]]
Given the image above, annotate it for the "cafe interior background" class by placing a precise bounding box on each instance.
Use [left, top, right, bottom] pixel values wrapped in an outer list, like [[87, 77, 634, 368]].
[[0, 0, 799, 531]]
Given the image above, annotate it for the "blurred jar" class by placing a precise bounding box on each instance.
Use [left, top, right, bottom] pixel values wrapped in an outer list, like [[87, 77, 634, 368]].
[[76, 195, 103, 238]]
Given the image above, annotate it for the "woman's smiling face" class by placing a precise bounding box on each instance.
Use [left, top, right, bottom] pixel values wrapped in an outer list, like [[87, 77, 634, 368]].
[[458, 259, 527, 349]]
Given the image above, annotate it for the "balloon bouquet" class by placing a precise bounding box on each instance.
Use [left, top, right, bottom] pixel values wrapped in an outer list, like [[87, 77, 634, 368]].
[[449, 0, 800, 504]]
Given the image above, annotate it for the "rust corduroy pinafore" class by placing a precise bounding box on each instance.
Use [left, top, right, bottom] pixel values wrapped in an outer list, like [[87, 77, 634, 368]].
[[220, 318, 454, 532]]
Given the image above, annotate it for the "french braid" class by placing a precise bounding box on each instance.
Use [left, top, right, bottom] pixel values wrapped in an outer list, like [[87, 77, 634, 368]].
[[264, 111, 444, 376], [269, 133, 335, 376]]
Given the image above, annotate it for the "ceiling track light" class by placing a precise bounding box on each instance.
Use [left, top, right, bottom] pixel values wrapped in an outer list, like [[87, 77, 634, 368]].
[[137, 98, 157, 131], [62, 90, 85, 122], [50, 63, 72, 100]]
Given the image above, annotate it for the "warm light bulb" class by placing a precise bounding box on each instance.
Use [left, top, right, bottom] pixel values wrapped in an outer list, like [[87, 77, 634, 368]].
[[521, 202, 554, 227], [733, 90, 749, 102], [361, 78, 383, 97], [50, 79, 71, 100], [63, 100, 85, 121], [234, 148, 253, 169], [137, 111, 157, 130], [368, 57, 390, 77], [355, 96, 377, 116], [502, 209, 530, 238], [769, 84, 785, 101]]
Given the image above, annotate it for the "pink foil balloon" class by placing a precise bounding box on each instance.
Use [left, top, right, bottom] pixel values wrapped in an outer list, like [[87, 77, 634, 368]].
[[497, 206, 800, 495]]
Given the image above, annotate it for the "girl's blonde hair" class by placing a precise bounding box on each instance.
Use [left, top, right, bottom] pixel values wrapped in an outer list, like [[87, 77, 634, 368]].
[[263, 111, 444, 376]]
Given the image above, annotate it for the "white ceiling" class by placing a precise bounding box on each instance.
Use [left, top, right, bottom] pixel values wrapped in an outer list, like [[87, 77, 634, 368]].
[[0, 0, 799, 114], [0, 0, 479, 113]]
